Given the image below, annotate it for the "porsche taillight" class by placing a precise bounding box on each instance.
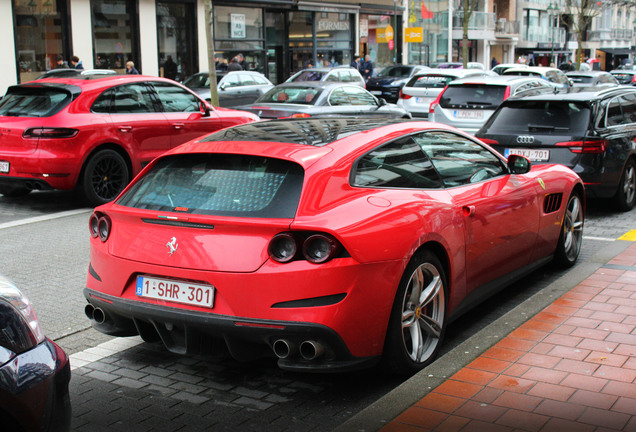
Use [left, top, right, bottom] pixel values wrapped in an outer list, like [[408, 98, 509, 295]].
[[556, 139, 608, 154], [89, 212, 111, 242], [23, 127, 79, 139], [268, 232, 342, 264]]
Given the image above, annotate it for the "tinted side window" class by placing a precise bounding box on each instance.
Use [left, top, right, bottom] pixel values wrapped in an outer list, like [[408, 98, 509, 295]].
[[153, 82, 200, 113], [110, 84, 156, 114], [621, 94, 636, 123], [328, 88, 350, 106], [353, 137, 443, 189], [92, 89, 113, 113], [412, 132, 506, 187], [606, 96, 625, 127], [346, 87, 377, 106]]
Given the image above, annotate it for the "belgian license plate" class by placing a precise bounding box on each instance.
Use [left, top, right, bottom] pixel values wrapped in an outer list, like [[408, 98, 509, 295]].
[[0, 161, 8, 173], [370, 90, 383, 95], [136, 275, 215, 308], [505, 148, 550, 162], [454, 110, 483, 119], [415, 97, 433, 104]]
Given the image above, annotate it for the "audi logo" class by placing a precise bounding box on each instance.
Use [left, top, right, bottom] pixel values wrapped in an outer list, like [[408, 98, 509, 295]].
[[516, 135, 535, 144]]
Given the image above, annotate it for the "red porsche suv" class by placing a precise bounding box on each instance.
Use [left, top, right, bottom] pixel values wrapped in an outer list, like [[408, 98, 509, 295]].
[[0, 75, 258, 205]]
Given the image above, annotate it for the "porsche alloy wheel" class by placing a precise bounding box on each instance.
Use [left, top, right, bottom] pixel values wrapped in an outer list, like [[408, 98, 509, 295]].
[[384, 251, 447, 375], [555, 192, 584, 268], [82, 149, 130, 207]]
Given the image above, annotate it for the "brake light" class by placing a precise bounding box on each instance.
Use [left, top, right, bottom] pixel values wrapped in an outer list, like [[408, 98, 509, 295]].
[[632, 75, 636, 84], [429, 86, 447, 114], [399, 89, 412, 100], [479, 138, 499, 145], [23, 127, 79, 139], [556, 139, 607, 154], [503, 85, 511, 101], [268, 232, 343, 264], [290, 113, 311, 118]]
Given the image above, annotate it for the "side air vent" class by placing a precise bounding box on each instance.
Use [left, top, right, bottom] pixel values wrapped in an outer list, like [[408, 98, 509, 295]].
[[544, 193, 563, 214]]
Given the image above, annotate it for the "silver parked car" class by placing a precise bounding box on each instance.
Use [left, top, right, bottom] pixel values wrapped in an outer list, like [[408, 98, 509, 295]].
[[397, 69, 490, 118], [566, 70, 619, 87], [183, 71, 274, 108], [285, 67, 366, 88], [429, 75, 553, 135], [503, 66, 572, 88], [235, 82, 411, 120]]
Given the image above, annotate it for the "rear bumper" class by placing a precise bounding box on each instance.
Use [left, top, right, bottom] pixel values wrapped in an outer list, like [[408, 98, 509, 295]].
[[84, 287, 379, 372]]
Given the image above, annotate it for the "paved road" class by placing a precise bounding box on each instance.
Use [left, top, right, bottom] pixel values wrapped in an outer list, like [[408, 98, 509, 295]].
[[0, 190, 634, 431]]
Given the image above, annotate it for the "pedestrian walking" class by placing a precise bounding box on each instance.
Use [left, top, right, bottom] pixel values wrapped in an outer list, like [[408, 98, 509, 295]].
[[361, 55, 373, 80], [126, 61, 139, 75], [70, 55, 84, 70]]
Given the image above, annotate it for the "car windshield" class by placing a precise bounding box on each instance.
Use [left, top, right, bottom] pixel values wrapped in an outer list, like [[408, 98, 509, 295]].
[[377, 66, 414, 78], [0, 86, 73, 117], [440, 85, 506, 108], [289, 71, 327, 82], [412, 75, 454, 88], [117, 154, 304, 218], [257, 87, 321, 104], [482, 101, 590, 135]]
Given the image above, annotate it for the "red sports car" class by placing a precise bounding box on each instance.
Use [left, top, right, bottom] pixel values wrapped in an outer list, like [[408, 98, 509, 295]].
[[84, 118, 584, 374], [0, 75, 258, 205]]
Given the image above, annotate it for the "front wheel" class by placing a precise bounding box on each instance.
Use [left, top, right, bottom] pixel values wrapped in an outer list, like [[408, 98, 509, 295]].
[[383, 250, 447, 375], [554, 192, 584, 268], [614, 159, 636, 211], [81, 149, 129, 207]]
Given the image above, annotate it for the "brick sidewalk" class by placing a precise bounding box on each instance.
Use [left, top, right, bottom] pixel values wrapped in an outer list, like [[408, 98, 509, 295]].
[[382, 243, 636, 432]]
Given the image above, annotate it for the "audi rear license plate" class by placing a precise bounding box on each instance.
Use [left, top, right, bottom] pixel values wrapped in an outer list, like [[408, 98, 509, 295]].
[[136, 275, 215, 308], [505, 148, 550, 162], [0, 161, 8, 173]]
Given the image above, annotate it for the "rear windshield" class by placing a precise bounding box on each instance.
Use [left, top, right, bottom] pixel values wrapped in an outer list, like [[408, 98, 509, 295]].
[[0, 86, 72, 117], [440, 85, 506, 109], [377, 66, 413, 78], [117, 154, 304, 218], [481, 101, 591, 135], [410, 75, 453, 88], [257, 87, 321, 104]]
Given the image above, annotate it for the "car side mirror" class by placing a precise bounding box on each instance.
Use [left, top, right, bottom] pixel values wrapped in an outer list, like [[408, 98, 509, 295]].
[[200, 101, 211, 117], [219, 83, 227, 91], [507, 154, 531, 174], [377, 97, 387, 107]]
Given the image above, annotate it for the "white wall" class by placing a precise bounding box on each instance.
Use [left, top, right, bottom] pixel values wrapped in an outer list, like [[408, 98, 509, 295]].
[[139, 0, 159, 76], [0, 2, 17, 96], [70, 0, 94, 69]]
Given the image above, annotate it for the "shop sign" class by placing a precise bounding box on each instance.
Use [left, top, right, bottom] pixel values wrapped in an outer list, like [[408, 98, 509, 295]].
[[377, 25, 394, 43], [318, 19, 350, 31], [231, 14, 246, 39], [360, 19, 368, 38], [405, 27, 423, 43]]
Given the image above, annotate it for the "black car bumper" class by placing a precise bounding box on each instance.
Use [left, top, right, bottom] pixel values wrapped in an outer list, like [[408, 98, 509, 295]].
[[84, 288, 379, 372]]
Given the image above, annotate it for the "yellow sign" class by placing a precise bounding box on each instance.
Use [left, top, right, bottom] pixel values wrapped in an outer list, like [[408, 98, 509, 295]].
[[405, 27, 423, 43], [385, 25, 394, 41], [377, 25, 394, 43]]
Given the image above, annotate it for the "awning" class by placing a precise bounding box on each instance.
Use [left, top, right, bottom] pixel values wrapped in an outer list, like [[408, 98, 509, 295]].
[[532, 50, 571, 55], [598, 48, 633, 56]]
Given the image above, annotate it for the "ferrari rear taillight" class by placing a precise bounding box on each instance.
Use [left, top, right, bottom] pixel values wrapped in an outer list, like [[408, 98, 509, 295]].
[[399, 90, 412, 100], [556, 139, 607, 154], [429, 86, 447, 114], [268, 232, 342, 264], [89, 212, 111, 242], [23, 127, 79, 139]]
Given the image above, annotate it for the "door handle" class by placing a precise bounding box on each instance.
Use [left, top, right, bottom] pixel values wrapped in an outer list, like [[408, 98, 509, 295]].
[[118, 126, 132, 133], [463, 205, 476, 217], [172, 123, 185, 130]]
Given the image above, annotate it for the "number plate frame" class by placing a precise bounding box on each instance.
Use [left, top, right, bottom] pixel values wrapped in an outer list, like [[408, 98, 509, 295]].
[[136, 275, 215, 308], [505, 148, 550, 162]]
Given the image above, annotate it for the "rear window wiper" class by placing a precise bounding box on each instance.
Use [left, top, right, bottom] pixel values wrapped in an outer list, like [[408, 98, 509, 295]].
[[528, 124, 569, 131]]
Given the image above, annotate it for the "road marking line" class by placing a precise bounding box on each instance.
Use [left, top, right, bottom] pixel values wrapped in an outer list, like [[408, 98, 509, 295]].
[[69, 336, 144, 371], [618, 230, 636, 241], [0, 209, 91, 230], [583, 236, 616, 242]]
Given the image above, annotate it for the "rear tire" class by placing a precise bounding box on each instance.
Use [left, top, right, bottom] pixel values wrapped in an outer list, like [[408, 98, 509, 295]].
[[383, 250, 447, 375], [554, 192, 584, 268], [81, 149, 129, 207], [614, 159, 636, 211]]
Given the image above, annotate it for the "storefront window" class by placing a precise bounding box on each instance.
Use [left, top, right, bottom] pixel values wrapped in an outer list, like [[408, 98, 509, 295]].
[[363, 15, 394, 69], [13, 0, 71, 83], [156, 1, 196, 81], [92, 0, 140, 74], [214, 6, 265, 73], [289, 11, 313, 72], [405, 0, 449, 65], [316, 13, 352, 67]]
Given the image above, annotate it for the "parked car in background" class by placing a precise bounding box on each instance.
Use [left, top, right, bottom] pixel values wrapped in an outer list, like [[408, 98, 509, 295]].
[[429, 75, 553, 134], [365, 65, 430, 103], [285, 67, 366, 88], [397, 69, 490, 118], [503, 66, 572, 88], [476, 86, 636, 210], [84, 118, 583, 375], [0, 75, 258, 205], [491, 63, 528, 75], [235, 82, 410, 119], [610, 69, 636, 85], [0, 274, 71, 432], [183, 71, 274, 108], [35, 69, 117, 80], [566, 70, 618, 87]]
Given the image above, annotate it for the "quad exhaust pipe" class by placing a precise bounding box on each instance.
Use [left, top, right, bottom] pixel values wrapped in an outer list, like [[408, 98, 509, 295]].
[[273, 339, 326, 360]]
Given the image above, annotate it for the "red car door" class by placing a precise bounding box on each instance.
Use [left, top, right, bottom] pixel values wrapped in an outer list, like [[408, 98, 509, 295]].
[[151, 81, 224, 147]]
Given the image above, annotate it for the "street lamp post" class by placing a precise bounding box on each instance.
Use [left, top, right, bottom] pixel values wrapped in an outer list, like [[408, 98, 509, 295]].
[[547, 3, 558, 66]]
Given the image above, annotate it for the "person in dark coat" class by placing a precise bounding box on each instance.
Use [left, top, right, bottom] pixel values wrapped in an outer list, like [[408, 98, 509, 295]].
[[163, 56, 178, 80], [227, 57, 243, 72], [126, 61, 140, 75], [55, 55, 69, 69], [361, 55, 373, 80], [71, 56, 84, 70]]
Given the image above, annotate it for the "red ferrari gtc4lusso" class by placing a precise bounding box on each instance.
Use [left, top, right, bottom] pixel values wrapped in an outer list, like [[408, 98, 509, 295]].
[[84, 118, 584, 374]]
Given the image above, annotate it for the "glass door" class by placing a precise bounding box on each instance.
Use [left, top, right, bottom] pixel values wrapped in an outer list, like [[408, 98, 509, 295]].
[[156, 0, 197, 81]]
